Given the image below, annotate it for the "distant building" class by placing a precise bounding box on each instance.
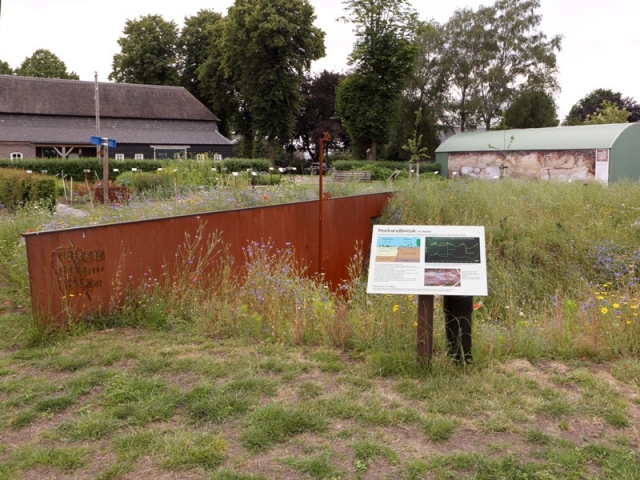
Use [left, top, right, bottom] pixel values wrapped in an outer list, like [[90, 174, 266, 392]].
[[435, 124, 640, 183], [0, 75, 232, 160]]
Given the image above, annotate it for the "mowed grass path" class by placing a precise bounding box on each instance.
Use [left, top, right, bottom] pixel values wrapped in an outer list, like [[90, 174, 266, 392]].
[[1, 311, 640, 479]]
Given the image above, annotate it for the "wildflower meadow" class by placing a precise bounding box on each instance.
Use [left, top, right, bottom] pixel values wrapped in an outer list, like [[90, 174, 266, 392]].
[[3, 177, 640, 479]]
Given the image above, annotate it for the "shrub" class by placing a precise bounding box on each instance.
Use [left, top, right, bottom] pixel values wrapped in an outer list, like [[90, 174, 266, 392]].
[[332, 160, 441, 180], [117, 172, 170, 192], [0, 169, 56, 211]]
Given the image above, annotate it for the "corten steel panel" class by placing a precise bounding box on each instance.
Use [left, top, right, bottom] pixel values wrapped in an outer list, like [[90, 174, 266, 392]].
[[24, 192, 392, 325]]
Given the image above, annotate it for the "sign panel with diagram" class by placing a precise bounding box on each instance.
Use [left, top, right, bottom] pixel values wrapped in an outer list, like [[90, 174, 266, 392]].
[[367, 225, 487, 296]]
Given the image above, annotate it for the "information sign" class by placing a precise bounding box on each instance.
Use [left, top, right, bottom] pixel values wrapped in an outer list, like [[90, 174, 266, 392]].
[[367, 225, 487, 296]]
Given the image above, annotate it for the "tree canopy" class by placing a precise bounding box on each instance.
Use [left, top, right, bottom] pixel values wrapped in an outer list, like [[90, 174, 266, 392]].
[[582, 100, 631, 125], [178, 10, 222, 102], [15, 49, 79, 79], [222, 0, 325, 164], [336, 0, 418, 159], [295, 70, 347, 162], [110, 14, 180, 85], [0, 60, 12, 75], [564, 88, 640, 125], [197, 16, 245, 141], [101, 0, 565, 161], [504, 89, 559, 128], [437, 0, 561, 132]]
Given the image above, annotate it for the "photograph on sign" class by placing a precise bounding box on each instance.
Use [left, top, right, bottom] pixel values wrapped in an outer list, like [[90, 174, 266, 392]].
[[367, 225, 487, 296]]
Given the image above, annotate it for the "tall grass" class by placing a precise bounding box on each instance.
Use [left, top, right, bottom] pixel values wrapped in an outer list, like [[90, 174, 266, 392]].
[[4, 178, 640, 363], [381, 179, 640, 361]]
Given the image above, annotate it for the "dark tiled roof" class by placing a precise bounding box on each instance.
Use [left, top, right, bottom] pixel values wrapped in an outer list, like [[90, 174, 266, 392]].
[[0, 114, 231, 145], [0, 75, 219, 122]]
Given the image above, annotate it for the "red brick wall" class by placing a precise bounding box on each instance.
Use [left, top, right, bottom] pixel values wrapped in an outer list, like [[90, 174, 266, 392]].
[[0, 143, 36, 159]]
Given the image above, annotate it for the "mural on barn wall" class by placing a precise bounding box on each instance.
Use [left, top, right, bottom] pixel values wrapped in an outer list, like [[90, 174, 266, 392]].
[[448, 150, 598, 181]]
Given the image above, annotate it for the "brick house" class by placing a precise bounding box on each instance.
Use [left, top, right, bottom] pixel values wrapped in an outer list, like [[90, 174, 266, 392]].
[[0, 75, 232, 160]]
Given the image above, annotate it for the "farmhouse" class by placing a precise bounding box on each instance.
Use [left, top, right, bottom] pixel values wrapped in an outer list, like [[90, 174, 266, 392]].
[[0, 75, 232, 160], [435, 123, 640, 183]]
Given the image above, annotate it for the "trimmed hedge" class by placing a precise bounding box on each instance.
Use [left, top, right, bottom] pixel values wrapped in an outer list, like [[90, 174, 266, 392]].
[[0, 158, 274, 183], [332, 160, 441, 181], [0, 169, 56, 211]]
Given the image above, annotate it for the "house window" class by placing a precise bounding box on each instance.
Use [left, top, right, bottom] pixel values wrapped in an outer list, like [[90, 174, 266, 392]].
[[213, 153, 222, 162], [134, 153, 144, 160], [115, 154, 125, 161], [196, 154, 205, 161], [10, 152, 23, 160]]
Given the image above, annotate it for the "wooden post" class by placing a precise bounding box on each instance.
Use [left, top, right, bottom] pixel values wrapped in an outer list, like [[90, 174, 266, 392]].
[[102, 139, 109, 203], [417, 295, 434, 364]]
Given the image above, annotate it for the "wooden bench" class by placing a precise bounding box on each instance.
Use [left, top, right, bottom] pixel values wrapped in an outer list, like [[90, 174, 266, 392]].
[[333, 170, 372, 182]]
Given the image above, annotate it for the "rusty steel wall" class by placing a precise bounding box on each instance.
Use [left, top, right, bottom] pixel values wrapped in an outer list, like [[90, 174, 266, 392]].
[[24, 192, 392, 325]]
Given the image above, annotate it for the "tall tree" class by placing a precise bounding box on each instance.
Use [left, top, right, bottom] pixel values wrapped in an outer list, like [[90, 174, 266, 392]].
[[197, 16, 243, 140], [295, 70, 347, 161], [15, 49, 79, 79], [504, 89, 558, 128], [178, 10, 222, 102], [222, 0, 325, 164], [475, 0, 561, 130], [383, 95, 440, 161], [441, 0, 561, 131], [406, 22, 448, 131], [336, 0, 418, 160], [0, 59, 12, 75], [440, 7, 490, 132], [564, 88, 640, 125], [110, 14, 180, 85]]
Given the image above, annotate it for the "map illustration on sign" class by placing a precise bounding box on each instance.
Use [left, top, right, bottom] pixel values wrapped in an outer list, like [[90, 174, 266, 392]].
[[375, 236, 421, 263], [424, 237, 480, 264]]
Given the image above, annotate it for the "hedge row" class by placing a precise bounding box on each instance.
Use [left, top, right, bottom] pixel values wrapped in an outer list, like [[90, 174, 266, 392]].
[[0, 168, 56, 211], [331, 160, 441, 181], [0, 158, 274, 183]]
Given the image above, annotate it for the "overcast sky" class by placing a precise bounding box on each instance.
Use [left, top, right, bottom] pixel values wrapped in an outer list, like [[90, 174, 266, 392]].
[[1, 0, 638, 121]]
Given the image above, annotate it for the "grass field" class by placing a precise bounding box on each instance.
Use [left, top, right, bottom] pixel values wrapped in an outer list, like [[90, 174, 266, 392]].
[[2, 178, 640, 478]]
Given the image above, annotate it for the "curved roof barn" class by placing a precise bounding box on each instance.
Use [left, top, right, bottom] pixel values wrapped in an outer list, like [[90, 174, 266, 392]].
[[435, 124, 640, 183]]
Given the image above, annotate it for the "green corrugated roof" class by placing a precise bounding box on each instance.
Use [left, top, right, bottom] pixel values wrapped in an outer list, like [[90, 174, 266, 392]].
[[435, 123, 640, 153]]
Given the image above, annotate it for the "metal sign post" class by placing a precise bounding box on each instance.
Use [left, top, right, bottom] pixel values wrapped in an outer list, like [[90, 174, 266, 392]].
[[318, 132, 331, 274], [89, 136, 116, 203]]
